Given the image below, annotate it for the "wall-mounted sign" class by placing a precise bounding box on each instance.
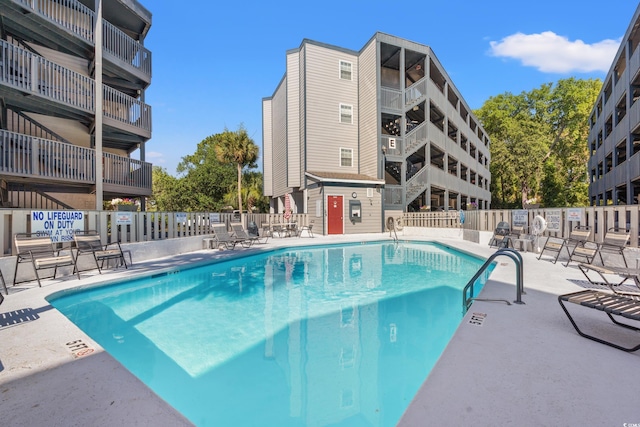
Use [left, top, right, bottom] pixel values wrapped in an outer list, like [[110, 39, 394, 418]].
[[566, 208, 583, 222], [175, 212, 187, 224], [512, 210, 529, 227], [31, 210, 84, 243], [115, 212, 133, 225], [545, 209, 562, 232]]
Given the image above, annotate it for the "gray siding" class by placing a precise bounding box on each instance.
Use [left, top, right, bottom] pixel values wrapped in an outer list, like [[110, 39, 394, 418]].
[[307, 185, 325, 235], [262, 99, 273, 196], [286, 51, 301, 188], [424, 50, 491, 205], [299, 46, 307, 189], [305, 44, 359, 174], [345, 186, 383, 234], [271, 79, 289, 197], [587, 3, 640, 205], [358, 39, 378, 179]]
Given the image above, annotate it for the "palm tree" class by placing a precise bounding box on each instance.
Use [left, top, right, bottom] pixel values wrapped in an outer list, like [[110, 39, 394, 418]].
[[214, 126, 259, 215]]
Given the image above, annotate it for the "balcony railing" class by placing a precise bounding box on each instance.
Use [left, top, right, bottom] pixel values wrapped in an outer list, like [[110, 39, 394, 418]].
[[0, 40, 151, 134], [15, 0, 151, 80], [405, 77, 427, 107], [103, 19, 151, 77], [0, 129, 151, 190], [404, 121, 427, 155], [380, 87, 402, 110]]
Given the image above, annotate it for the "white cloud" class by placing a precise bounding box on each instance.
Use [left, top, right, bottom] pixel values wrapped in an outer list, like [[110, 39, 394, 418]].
[[145, 151, 166, 164], [489, 31, 621, 73]]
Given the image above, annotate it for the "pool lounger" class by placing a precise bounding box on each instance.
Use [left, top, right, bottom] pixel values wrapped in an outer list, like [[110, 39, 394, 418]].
[[558, 289, 640, 352], [577, 263, 640, 294]]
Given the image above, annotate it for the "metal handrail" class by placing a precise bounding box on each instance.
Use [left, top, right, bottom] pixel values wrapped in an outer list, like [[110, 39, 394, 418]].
[[462, 248, 525, 313], [387, 216, 398, 241]]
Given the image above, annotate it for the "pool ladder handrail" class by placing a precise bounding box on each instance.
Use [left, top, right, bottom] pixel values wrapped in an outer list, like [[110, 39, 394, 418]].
[[462, 248, 525, 313], [388, 217, 398, 242]]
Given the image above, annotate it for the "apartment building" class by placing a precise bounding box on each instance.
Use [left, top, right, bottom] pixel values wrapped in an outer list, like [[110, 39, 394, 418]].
[[0, 0, 152, 209], [588, 4, 640, 206], [263, 33, 491, 235]]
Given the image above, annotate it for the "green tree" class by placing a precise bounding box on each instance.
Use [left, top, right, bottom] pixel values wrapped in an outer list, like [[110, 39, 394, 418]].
[[214, 125, 259, 215], [176, 135, 237, 211], [476, 78, 601, 208], [150, 166, 184, 211]]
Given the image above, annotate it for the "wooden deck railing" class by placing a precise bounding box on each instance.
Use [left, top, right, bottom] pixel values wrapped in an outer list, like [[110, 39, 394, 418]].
[[0, 129, 151, 189], [0, 39, 151, 134], [14, 0, 151, 80]]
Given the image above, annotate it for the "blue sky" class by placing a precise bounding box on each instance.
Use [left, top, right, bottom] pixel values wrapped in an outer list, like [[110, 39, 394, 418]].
[[142, 1, 638, 175]]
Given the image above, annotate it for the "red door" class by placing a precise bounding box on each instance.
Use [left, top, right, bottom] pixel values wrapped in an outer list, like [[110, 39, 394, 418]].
[[327, 195, 344, 235]]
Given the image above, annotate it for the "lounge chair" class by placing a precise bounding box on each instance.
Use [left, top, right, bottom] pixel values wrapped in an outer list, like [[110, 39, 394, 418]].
[[537, 225, 591, 266], [73, 230, 128, 274], [13, 232, 79, 287], [594, 228, 630, 267], [211, 225, 246, 249], [558, 289, 640, 352], [251, 225, 270, 244], [298, 220, 314, 238], [230, 223, 259, 247], [577, 263, 640, 295], [488, 222, 511, 248]]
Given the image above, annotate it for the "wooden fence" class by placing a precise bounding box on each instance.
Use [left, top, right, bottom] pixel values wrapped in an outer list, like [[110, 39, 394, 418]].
[[0, 206, 638, 256], [402, 206, 640, 248]]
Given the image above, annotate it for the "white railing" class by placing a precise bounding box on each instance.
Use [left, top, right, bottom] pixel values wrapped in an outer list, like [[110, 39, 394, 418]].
[[19, 0, 94, 42], [103, 19, 152, 77], [404, 121, 427, 155], [405, 77, 427, 106], [103, 85, 152, 132], [16, 0, 151, 80], [0, 40, 151, 133], [0, 129, 151, 188], [380, 87, 402, 110]]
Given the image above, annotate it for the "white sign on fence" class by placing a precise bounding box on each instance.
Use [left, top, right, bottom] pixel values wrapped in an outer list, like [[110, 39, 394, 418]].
[[209, 213, 220, 223], [31, 210, 84, 243], [175, 212, 187, 224], [115, 212, 133, 225], [546, 209, 562, 232], [512, 210, 529, 227], [566, 208, 583, 222]]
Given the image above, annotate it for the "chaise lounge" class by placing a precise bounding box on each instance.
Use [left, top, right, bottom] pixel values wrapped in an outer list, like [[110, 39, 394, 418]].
[[558, 289, 640, 352]]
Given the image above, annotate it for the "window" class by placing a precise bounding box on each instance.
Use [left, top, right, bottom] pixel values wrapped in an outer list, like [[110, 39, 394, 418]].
[[340, 148, 353, 167], [339, 60, 352, 80], [340, 103, 353, 124]]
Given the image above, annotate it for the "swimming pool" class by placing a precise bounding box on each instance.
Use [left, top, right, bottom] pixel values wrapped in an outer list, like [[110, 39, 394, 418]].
[[48, 241, 493, 426]]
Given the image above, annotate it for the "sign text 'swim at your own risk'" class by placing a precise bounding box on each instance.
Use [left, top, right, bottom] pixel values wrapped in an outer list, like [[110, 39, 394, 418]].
[[31, 210, 85, 243]]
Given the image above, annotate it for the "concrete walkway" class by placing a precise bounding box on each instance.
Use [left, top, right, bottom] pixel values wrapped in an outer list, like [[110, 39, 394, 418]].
[[0, 232, 638, 426]]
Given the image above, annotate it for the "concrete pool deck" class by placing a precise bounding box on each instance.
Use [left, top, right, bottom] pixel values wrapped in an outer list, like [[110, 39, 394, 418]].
[[0, 232, 639, 426]]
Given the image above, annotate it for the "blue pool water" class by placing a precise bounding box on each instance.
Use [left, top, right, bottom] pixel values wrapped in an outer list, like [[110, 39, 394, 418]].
[[48, 241, 493, 427]]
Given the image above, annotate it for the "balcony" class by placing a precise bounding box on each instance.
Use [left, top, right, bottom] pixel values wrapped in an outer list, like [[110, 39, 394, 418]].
[[0, 129, 151, 195], [2, 0, 151, 87], [0, 39, 151, 147]]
